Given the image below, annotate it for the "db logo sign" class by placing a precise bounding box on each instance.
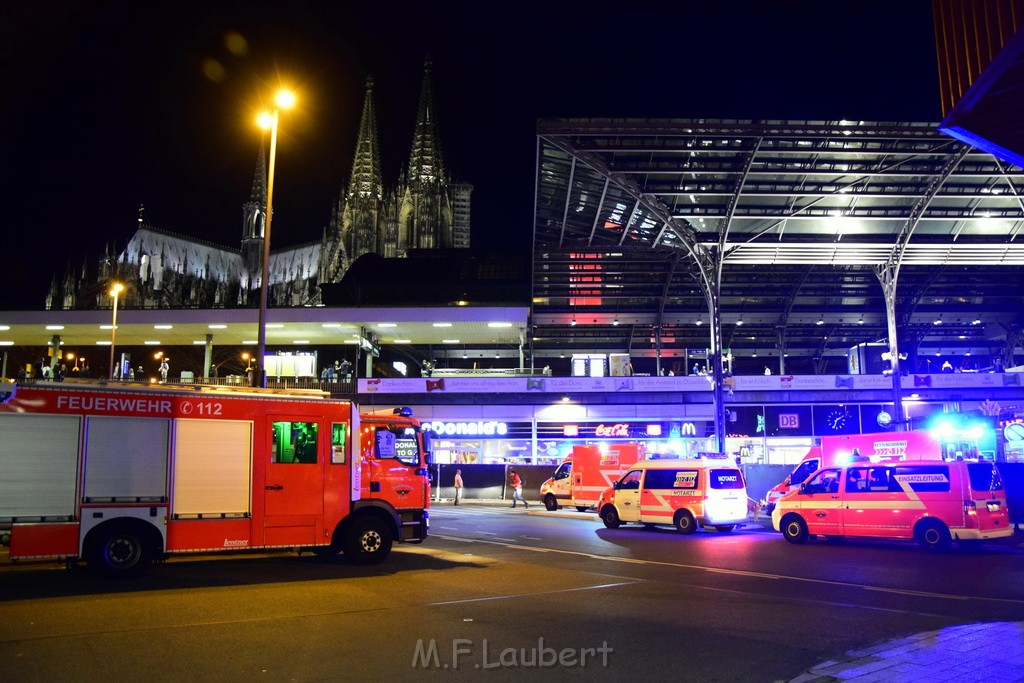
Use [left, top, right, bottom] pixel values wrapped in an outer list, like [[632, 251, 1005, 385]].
[[779, 413, 800, 429]]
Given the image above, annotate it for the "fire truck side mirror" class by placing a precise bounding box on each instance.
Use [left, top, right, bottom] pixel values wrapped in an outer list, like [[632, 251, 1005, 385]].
[[0, 379, 15, 404]]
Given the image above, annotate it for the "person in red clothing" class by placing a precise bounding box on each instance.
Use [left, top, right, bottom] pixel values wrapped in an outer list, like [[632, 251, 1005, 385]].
[[509, 469, 528, 508]]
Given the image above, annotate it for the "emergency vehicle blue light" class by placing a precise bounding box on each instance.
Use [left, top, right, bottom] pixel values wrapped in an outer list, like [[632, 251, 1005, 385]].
[[393, 407, 414, 417]]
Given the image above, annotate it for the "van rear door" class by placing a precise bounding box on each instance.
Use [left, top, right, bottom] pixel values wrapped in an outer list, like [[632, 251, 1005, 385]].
[[965, 462, 1011, 532]]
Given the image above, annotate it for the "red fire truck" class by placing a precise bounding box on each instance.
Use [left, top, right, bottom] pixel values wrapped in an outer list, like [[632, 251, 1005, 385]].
[[0, 382, 431, 576]]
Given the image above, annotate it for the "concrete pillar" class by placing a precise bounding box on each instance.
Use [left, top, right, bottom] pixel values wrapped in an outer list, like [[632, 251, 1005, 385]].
[[50, 335, 62, 367], [203, 334, 213, 379]]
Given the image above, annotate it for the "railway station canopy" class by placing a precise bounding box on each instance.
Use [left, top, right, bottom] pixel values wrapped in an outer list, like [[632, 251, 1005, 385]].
[[531, 118, 1024, 373]]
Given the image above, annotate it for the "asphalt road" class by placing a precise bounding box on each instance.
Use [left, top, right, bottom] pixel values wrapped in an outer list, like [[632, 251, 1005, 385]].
[[2, 506, 1023, 682]]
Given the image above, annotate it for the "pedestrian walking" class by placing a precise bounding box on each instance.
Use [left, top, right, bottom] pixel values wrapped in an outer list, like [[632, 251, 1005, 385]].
[[509, 468, 528, 508], [159, 358, 169, 382], [453, 469, 464, 505]]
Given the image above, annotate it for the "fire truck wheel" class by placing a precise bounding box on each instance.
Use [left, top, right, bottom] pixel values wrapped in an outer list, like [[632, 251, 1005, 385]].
[[601, 506, 621, 529], [543, 495, 558, 511], [344, 517, 393, 565], [86, 524, 154, 577], [780, 515, 809, 544], [916, 520, 951, 551], [674, 510, 697, 535]]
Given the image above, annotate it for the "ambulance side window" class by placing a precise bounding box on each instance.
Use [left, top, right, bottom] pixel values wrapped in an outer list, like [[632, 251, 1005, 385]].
[[845, 467, 870, 493], [554, 462, 571, 480], [804, 468, 841, 494], [644, 469, 687, 489], [867, 467, 895, 492], [271, 421, 319, 464], [618, 470, 642, 490], [895, 465, 951, 493]]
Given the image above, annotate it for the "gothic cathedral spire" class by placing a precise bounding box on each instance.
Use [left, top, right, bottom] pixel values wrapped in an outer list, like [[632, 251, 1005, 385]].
[[350, 76, 384, 201], [241, 145, 268, 278], [397, 56, 454, 252], [407, 56, 444, 186], [319, 76, 386, 289]]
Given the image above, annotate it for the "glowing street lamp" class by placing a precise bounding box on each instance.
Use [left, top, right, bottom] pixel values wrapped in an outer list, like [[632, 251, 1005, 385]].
[[252, 88, 295, 387], [108, 282, 124, 379]]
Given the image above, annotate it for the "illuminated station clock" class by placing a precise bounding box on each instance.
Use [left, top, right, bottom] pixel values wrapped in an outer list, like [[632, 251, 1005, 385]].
[[827, 407, 850, 430]]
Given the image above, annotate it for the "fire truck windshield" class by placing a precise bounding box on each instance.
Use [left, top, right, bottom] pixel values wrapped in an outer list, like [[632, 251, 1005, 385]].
[[375, 426, 422, 467]]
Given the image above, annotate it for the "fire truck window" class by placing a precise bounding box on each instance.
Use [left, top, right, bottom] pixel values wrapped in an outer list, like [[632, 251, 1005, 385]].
[[375, 426, 420, 466], [845, 467, 870, 493], [331, 423, 347, 464], [272, 421, 318, 464]]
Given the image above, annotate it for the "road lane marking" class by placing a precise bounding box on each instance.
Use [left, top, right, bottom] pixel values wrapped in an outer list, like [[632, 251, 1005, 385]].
[[432, 534, 1024, 606], [426, 580, 642, 607]]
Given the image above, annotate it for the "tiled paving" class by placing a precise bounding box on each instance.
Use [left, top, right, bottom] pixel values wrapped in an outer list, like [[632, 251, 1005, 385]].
[[791, 622, 1024, 682]]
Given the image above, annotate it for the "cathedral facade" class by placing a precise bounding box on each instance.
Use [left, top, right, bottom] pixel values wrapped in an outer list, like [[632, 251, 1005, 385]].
[[47, 59, 471, 311]]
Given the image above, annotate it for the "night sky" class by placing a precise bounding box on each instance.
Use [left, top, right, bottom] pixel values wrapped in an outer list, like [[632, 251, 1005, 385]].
[[3, 1, 941, 311]]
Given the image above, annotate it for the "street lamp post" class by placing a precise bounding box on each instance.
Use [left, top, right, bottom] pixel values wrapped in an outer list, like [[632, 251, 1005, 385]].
[[108, 282, 124, 379], [253, 88, 295, 387]]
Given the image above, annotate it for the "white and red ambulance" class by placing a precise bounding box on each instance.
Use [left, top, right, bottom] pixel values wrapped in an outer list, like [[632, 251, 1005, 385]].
[[597, 456, 748, 533], [539, 443, 645, 511], [772, 459, 1012, 550], [0, 381, 431, 575]]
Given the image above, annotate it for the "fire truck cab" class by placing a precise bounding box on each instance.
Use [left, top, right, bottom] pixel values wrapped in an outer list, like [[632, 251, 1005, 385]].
[[0, 382, 431, 576]]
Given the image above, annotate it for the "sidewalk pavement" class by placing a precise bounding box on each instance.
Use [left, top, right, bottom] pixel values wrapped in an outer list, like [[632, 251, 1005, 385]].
[[791, 621, 1024, 682], [440, 500, 1024, 681]]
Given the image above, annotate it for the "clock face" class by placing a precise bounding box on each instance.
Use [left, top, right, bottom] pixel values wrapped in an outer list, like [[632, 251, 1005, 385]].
[[827, 408, 849, 430]]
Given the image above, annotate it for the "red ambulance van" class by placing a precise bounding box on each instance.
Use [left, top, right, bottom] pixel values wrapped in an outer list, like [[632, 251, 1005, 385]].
[[772, 460, 1011, 550]]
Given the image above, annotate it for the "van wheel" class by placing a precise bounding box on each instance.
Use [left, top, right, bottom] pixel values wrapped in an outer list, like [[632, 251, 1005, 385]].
[[781, 515, 809, 544], [601, 506, 621, 529], [86, 524, 154, 577], [674, 510, 697, 535], [344, 517, 393, 565], [916, 520, 951, 551], [575, 506, 589, 513], [714, 525, 735, 533], [543, 495, 558, 511]]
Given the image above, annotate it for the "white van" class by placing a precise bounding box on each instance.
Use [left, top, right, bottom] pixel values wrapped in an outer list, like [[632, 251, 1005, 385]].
[[597, 458, 748, 533]]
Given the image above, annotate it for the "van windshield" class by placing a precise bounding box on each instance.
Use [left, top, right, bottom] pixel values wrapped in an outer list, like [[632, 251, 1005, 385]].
[[790, 459, 819, 485], [710, 469, 744, 489], [967, 463, 1004, 492]]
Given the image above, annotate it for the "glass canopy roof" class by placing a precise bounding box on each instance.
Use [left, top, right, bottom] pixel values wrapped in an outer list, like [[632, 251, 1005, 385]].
[[532, 119, 1024, 372]]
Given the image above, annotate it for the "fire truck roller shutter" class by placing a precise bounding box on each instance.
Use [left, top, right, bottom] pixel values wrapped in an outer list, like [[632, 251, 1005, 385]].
[[0, 414, 79, 521]]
